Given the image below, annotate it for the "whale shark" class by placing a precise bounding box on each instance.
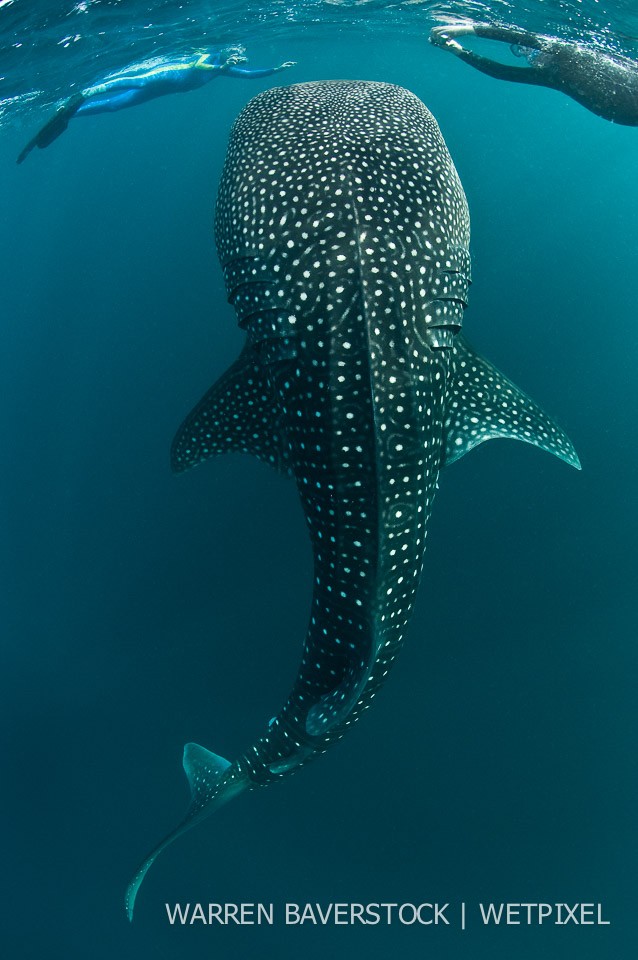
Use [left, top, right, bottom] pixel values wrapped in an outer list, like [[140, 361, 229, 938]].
[[125, 80, 580, 919]]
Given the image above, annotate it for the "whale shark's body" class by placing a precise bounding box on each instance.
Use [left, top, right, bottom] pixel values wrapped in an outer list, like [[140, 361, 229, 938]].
[[125, 80, 579, 919]]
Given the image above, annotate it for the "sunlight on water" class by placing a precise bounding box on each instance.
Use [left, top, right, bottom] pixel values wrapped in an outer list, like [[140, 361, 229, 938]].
[[1, 0, 637, 124]]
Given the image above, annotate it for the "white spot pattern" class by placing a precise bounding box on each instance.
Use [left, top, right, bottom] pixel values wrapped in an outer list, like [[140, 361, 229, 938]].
[[197, 80, 473, 785], [127, 82, 580, 921], [166, 81, 577, 829]]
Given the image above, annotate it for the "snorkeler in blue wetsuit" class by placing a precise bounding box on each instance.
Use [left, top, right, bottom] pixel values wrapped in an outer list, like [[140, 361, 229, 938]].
[[17, 50, 296, 163]]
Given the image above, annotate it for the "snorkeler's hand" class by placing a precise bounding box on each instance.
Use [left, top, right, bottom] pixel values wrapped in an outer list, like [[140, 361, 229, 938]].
[[429, 24, 474, 52], [276, 61, 297, 71]]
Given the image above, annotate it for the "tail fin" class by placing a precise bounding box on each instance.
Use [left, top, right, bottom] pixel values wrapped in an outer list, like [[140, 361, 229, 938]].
[[125, 743, 247, 921], [17, 94, 85, 164]]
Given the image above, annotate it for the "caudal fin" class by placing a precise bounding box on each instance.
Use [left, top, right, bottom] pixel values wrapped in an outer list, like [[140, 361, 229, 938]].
[[125, 743, 247, 921]]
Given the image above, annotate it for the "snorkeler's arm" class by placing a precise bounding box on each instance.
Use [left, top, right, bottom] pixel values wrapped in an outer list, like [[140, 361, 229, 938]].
[[430, 26, 547, 85], [17, 93, 86, 164], [224, 60, 296, 79], [430, 23, 544, 50], [469, 23, 545, 49]]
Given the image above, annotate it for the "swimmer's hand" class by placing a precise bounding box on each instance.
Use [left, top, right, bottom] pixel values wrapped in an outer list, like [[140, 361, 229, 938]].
[[429, 24, 475, 52], [275, 60, 297, 72]]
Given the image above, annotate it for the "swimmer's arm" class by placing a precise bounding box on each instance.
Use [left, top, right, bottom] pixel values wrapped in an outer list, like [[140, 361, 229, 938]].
[[430, 26, 546, 85], [470, 23, 545, 50], [224, 60, 296, 79]]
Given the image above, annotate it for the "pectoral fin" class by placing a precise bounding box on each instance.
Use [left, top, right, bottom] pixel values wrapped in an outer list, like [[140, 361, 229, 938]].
[[171, 343, 290, 474], [444, 335, 580, 470]]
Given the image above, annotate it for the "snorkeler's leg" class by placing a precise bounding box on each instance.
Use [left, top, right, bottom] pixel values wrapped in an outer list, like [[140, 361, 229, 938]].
[[17, 93, 86, 164], [75, 86, 150, 114], [429, 27, 546, 85]]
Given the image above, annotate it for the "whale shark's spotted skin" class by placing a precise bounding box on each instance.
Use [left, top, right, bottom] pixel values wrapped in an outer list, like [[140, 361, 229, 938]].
[[125, 81, 579, 919]]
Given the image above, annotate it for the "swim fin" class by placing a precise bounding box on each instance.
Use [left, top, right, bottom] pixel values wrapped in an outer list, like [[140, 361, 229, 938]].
[[17, 93, 85, 164]]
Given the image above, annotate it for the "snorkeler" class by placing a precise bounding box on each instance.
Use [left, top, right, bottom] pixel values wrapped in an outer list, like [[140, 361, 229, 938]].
[[17, 50, 296, 163], [430, 23, 638, 125]]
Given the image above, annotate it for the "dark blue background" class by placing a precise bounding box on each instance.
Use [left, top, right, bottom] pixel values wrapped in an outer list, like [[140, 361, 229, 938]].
[[2, 32, 636, 960]]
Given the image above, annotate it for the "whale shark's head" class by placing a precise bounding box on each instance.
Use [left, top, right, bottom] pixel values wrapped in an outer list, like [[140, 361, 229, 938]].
[[215, 80, 471, 353]]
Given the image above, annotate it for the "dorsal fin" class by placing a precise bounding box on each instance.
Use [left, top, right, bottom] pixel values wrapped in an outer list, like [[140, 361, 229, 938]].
[[444, 335, 580, 469], [171, 343, 290, 474]]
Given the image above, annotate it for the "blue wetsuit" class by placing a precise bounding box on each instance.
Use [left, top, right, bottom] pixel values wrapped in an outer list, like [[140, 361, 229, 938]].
[[17, 51, 296, 163]]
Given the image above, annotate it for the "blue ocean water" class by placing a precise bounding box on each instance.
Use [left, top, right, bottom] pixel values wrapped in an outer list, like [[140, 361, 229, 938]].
[[1, 1, 637, 958]]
